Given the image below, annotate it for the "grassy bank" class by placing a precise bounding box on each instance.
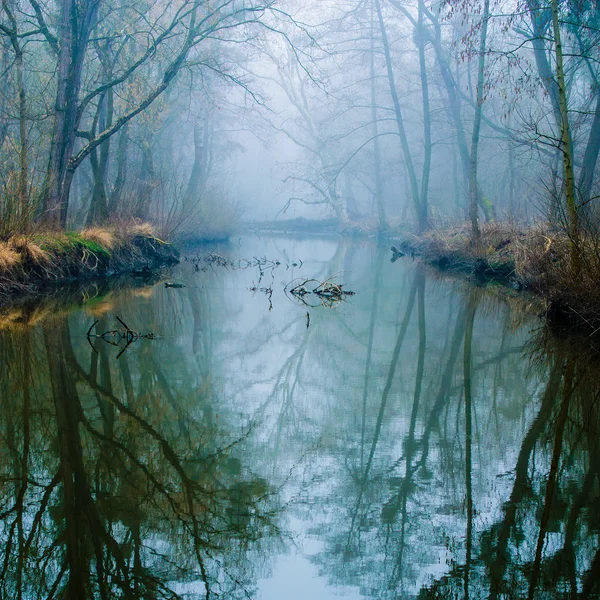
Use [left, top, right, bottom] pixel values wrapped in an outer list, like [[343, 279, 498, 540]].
[[393, 223, 600, 334], [0, 223, 179, 299]]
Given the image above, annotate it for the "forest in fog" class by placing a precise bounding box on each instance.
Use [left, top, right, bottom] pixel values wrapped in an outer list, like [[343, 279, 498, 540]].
[[0, 0, 598, 247], [1, 3, 600, 596]]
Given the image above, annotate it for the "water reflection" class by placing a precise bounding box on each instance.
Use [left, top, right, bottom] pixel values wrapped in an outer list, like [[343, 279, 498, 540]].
[[0, 236, 599, 599], [0, 311, 281, 598]]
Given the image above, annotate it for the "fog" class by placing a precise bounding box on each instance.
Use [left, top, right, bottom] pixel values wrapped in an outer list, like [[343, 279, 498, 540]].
[[0, 0, 597, 239]]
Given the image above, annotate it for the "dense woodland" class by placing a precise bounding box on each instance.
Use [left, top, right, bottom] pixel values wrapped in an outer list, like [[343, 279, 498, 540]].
[[0, 0, 598, 253]]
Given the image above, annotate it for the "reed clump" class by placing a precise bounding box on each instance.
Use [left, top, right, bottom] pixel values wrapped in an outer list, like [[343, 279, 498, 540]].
[[80, 227, 117, 250]]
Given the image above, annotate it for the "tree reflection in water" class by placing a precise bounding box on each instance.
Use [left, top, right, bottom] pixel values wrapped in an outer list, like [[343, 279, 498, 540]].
[[0, 315, 282, 598], [0, 236, 599, 600]]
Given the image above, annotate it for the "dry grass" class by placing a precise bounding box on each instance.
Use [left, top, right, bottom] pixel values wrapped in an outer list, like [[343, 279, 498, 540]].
[[1, 235, 52, 276], [80, 227, 116, 250], [0, 242, 22, 271], [0, 223, 178, 300], [399, 221, 600, 333], [8, 235, 50, 266], [398, 222, 520, 280]]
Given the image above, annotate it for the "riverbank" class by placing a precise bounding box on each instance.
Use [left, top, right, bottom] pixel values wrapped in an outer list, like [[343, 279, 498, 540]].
[[391, 224, 600, 335], [247, 218, 600, 335], [0, 223, 179, 300]]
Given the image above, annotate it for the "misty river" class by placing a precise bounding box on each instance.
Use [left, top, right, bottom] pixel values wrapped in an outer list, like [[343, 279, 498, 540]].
[[1, 234, 599, 599]]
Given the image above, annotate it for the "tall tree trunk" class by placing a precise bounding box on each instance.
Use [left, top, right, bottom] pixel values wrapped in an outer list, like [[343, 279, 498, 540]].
[[375, 0, 424, 232], [0, 44, 10, 152], [525, 0, 562, 125], [109, 122, 128, 214], [135, 140, 155, 221], [42, 0, 101, 228], [417, 0, 431, 233], [370, 0, 387, 231], [468, 0, 490, 239], [1, 2, 29, 224], [577, 88, 600, 211], [185, 114, 211, 207], [87, 89, 113, 226], [551, 0, 580, 273], [406, 2, 493, 220], [15, 48, 27, 215]]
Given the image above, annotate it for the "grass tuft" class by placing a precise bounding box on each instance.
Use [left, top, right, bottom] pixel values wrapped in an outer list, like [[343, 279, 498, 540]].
[[80, 227, 116, 250], [8, 236, 50, 266], [0, 242, 22, 271]]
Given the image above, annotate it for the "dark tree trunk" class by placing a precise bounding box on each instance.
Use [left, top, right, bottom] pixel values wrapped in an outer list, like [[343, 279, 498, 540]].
[[109, 122, 129, 214], [87, 89, 113, 226], [43, 0, 101, 229], [184, 116, 210, 206], [135, 141, 155, 221]]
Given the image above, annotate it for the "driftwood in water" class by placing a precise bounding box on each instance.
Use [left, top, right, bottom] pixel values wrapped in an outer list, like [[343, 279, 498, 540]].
[[285, 275, 355, 308], [87, 316, 157, 358]]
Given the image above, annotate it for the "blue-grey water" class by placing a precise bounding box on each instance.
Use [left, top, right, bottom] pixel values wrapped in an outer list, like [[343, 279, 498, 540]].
[[0, 235, 598, 599]]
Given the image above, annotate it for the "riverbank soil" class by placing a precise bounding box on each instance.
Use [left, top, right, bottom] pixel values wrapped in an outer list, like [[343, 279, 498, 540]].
[[393, 223, 600, 334], [0, 223, 179, 299]]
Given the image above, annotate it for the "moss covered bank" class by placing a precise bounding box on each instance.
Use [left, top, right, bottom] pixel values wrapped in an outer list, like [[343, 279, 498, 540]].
[[0, 224, 179, 299]]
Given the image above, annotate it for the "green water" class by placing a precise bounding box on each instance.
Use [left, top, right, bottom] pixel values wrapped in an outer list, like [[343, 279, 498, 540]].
[[0, 235, 598, 599]]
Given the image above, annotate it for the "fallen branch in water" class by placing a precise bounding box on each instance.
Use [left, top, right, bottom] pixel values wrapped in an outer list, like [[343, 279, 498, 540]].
[[285, 275, 355, 308], [87, 316, 157, 358]]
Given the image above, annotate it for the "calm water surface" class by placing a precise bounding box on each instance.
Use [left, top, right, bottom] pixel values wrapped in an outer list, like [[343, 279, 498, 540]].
[[0, 235, 599, 599]]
